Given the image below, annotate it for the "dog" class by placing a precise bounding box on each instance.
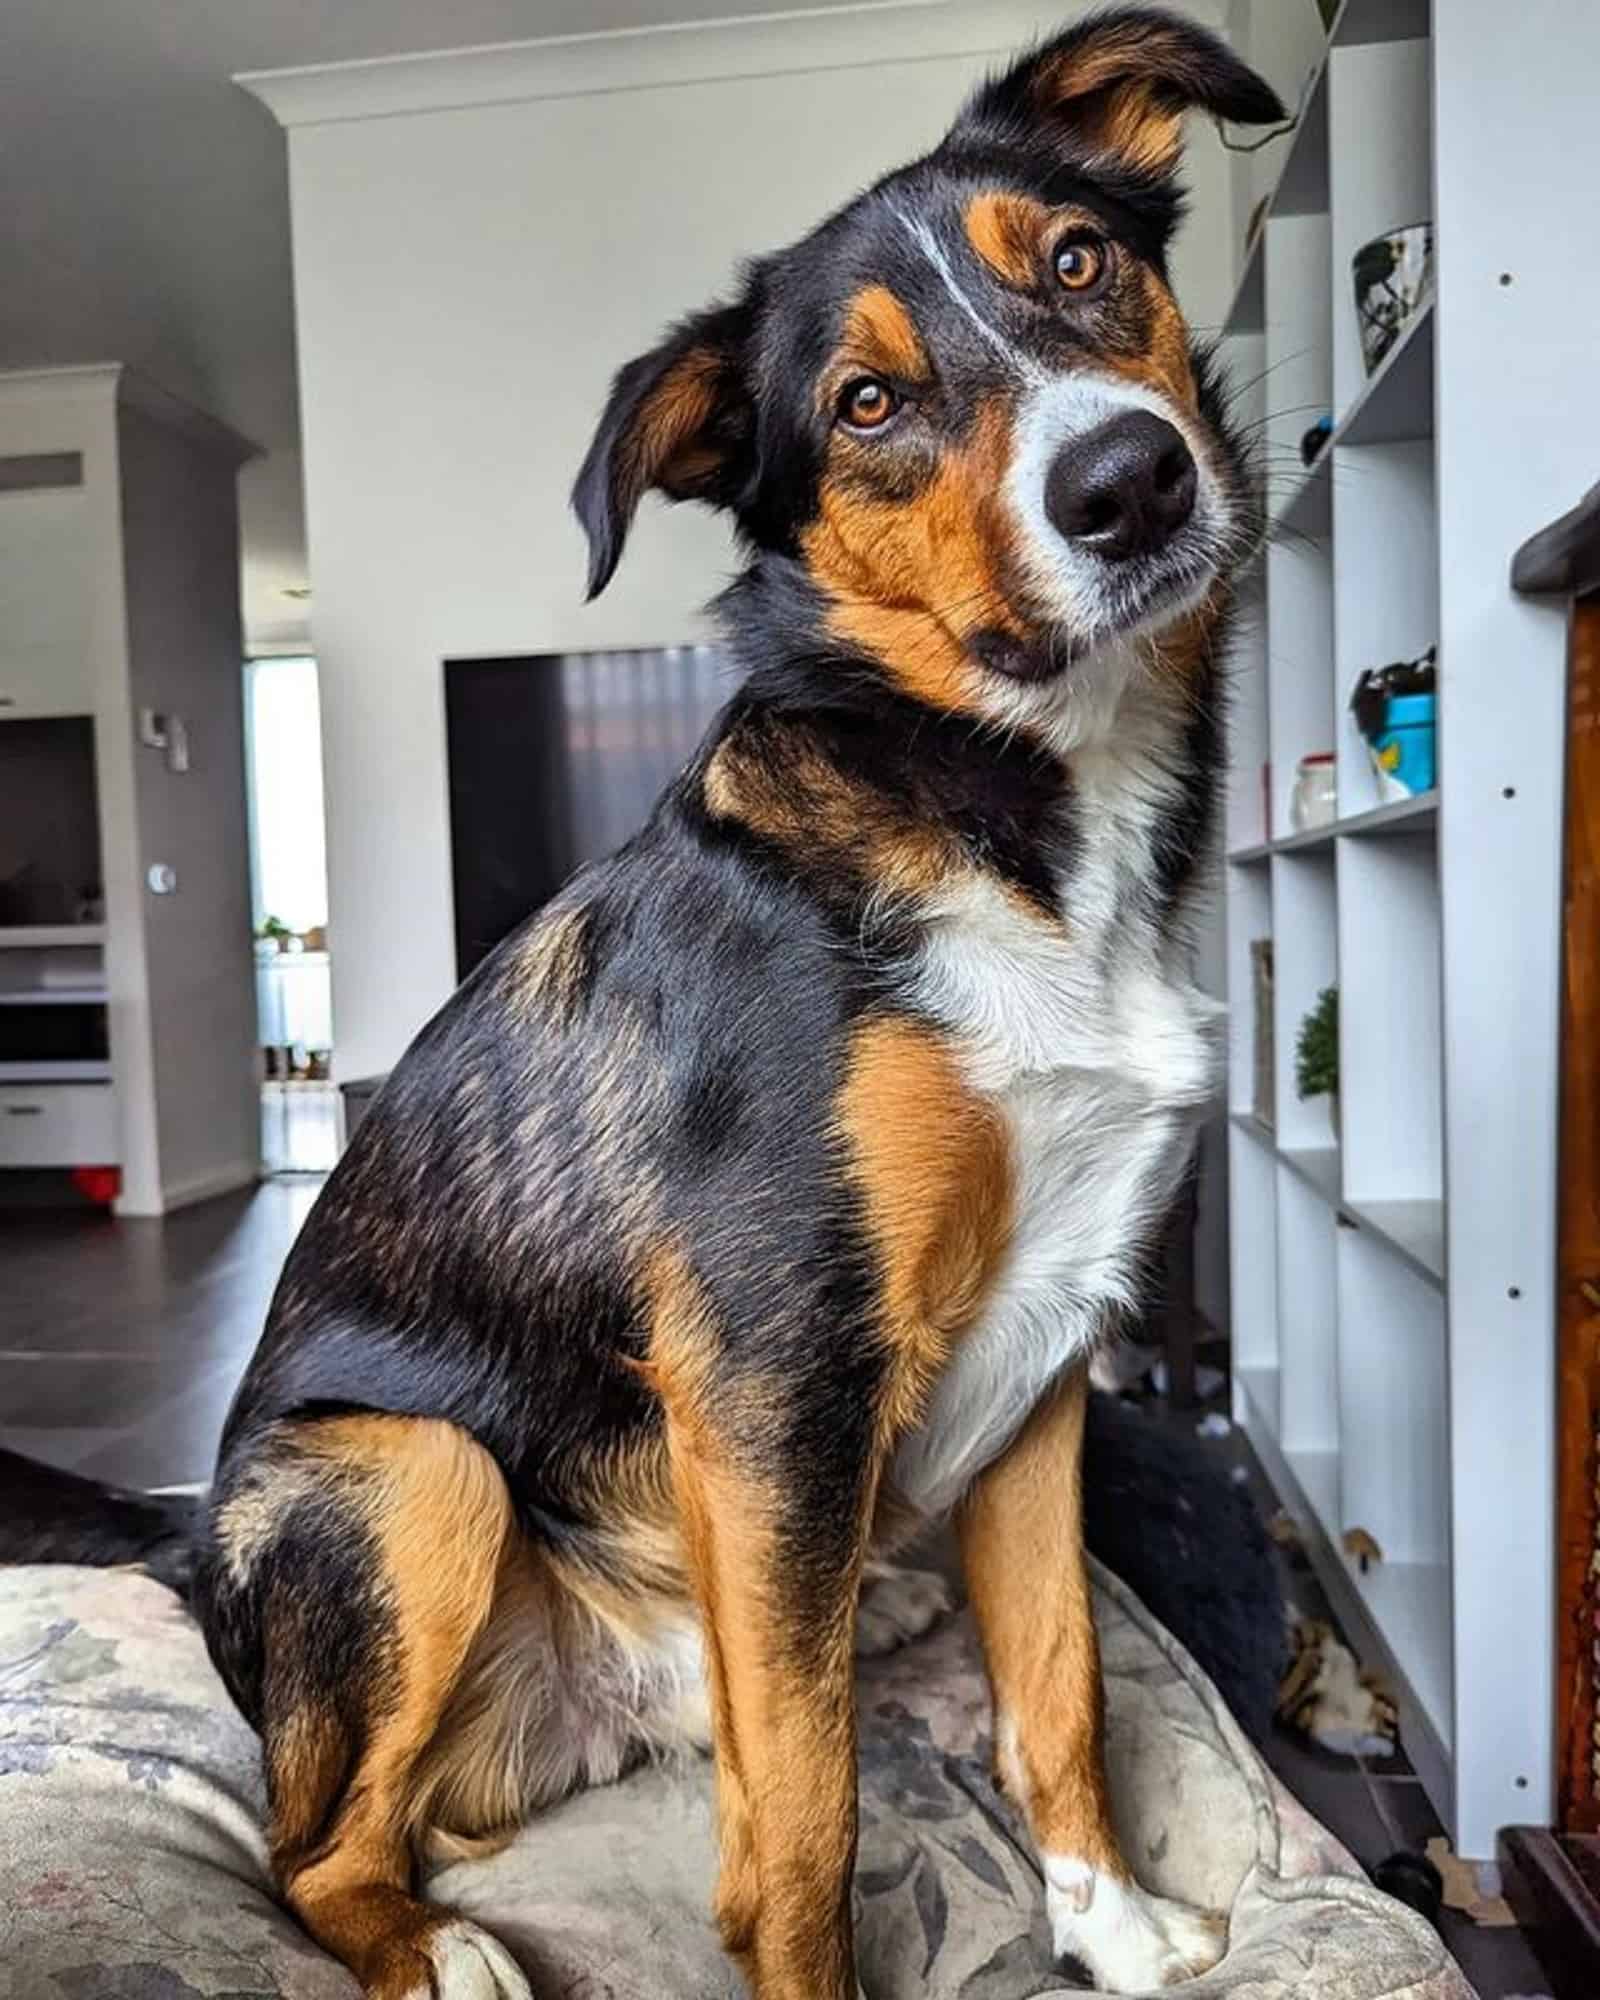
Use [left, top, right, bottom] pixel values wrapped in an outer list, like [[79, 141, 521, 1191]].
[[21, 14, 1285, 1996]]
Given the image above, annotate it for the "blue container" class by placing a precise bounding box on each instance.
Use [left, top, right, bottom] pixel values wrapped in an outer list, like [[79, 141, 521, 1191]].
[[1372, 691, 1436, 796]]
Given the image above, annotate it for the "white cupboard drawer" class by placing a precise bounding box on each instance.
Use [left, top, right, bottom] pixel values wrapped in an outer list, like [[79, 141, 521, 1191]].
[[0, 1082, 118, 1166]]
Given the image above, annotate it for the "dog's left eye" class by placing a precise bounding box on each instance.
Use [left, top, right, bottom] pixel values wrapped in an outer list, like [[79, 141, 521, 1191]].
[[836, 377, 899, 432], [1054, 232, 1112, 295]]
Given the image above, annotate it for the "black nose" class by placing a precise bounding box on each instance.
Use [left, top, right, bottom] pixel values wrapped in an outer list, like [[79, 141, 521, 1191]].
[[1044, 410, 1198, 561]]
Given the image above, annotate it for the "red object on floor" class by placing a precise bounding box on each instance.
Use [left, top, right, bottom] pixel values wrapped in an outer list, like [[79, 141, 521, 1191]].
[[71, 1166, 121, 1206]]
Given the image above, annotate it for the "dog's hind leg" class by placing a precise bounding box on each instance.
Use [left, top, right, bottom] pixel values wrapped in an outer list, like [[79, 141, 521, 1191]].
[[203, 1415, 532, 2000]]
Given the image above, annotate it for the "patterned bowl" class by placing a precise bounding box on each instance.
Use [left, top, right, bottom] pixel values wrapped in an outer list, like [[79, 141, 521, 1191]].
[[1352, 222, 1432, 374]]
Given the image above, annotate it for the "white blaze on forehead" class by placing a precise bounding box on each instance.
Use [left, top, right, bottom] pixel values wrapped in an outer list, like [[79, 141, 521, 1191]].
[[886, 200, 1041, 380]]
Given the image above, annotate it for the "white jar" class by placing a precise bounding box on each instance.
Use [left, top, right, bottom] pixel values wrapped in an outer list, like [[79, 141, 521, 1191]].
[[1290, 754, 1337, 831]]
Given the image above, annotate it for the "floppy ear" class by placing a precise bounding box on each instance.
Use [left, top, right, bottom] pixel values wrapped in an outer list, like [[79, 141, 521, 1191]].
[[571, 301, 755, 599], [963, 7, 1285, 180]]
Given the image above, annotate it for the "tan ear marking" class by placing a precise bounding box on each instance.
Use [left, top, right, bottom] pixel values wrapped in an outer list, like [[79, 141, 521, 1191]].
[[629, 347, 728, 499], [1027, 18, 1232, 177]]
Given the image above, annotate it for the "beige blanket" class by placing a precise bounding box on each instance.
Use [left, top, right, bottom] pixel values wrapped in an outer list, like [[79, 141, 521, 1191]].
[[0, 1560, 1473, 1998]]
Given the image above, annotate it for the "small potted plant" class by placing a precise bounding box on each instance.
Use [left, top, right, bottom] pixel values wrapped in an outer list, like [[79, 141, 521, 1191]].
[[1295, 986, 1339, 1140], [257, 914, 293, 954]]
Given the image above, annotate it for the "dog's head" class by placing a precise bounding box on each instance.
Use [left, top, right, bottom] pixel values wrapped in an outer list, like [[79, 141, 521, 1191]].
[[573, 8, 1282, 720]]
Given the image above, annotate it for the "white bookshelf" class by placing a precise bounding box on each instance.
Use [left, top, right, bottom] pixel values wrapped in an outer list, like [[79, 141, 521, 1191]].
[[1220, 0, 1599, 1856]]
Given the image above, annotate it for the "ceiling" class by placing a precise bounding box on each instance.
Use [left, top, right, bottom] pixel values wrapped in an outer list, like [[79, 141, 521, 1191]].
[[0, 0, 862, 653]]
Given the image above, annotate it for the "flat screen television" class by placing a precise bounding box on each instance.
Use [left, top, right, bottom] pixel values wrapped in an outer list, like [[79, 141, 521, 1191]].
[[444, 645, 730, 979], [0, 714, 102, 929]]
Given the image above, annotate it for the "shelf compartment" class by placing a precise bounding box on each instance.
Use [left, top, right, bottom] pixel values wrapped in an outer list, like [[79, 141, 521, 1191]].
[[1237, 1370, 1453, 1812], [1341, 1195, 1444, 1289], [1272, 818, 1336, 857], [1336, 296, 1433, 448], [1229, 1119, 1279, 1379], [1266, 539, 1335, 839], [1272, 59, 1329, 219], [1270, 849, 1337, 1153], [1329, 35, 1434, 419], [1285, 1446, 1342, 1545], [1225, 859, 1272, 1121], [1332, 790, 1436, 841], [1346, 1557, 1452, 1750], [1271, 456, 1332, 541], [1277, 1164, 1340, 1461], [1336, 1223, 1452, 1745], [1237, 1363, 1280, 1444], [1224, 562, 1269, 856], [1228, 1109, 1274, 1149], [1337, 830, 1443, 1212], [1229, 790, 1436, 864], [1332, 439, 1438, 822], [1333, 0, 1430, 46], [1227, 1113, 1443, 1289], [1224, 229, 1264, 339], [1261, 209, 1332, 534], [1280, 1143, 1340, 1205]]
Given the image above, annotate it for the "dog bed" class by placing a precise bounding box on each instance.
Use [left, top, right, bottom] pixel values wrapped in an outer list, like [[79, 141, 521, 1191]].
[[0, 1559, 1472, 1999]]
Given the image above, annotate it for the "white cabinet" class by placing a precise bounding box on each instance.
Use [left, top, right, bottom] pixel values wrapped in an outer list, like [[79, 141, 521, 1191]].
[[0, 483, 93, 718], [0, 1081, 118, 1167]]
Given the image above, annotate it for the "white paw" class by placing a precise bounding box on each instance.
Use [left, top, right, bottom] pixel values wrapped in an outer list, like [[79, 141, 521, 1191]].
[[1046, 1859, 1224, 1992], [855, 1564, 952, 1657], [400, 1919, 535, 1999]]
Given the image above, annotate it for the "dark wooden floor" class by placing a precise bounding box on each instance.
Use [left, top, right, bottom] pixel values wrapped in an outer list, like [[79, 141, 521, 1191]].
[[0, 1177, 319, 1488]]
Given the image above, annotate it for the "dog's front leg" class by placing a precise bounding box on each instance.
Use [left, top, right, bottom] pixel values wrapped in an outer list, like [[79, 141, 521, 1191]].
[[667, 1411, 873, 2000], [958, 1365, 1226, 1992]]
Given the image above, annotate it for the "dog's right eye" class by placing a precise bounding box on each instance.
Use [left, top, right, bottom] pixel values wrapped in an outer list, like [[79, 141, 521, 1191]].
[[836, 377, 899, 433]]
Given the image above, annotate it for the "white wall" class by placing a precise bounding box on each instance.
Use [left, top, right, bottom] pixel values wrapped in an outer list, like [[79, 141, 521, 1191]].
[[118, 400, 260, 1206], [252, 0, 1235, 1080]]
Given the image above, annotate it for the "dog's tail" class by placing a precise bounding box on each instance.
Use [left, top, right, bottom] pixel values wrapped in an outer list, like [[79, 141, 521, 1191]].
[[0, 1447, 200, 1599]]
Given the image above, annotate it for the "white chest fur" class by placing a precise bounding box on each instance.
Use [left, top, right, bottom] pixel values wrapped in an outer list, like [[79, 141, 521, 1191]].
[[891, 733, 1223, 1520]]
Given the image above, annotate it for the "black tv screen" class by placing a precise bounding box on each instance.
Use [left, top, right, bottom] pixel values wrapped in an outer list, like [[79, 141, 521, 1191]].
[[0, 714, 101, 928], [444, 646, 729, 979]]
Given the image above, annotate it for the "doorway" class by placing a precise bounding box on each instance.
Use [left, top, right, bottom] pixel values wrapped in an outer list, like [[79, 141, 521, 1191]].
[[243, 655, 336, 1174]]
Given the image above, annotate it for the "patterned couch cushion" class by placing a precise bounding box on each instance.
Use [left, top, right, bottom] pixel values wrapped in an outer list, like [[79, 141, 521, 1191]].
[[0, 1561, 1473, 1999]]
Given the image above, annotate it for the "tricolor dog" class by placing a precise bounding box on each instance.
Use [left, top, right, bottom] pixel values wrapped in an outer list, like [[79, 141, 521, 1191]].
[[186, 13, 1282, 1997]]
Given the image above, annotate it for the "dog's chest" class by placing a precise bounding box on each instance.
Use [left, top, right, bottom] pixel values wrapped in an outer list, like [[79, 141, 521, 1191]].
[[891, 759, 1221, 1519]]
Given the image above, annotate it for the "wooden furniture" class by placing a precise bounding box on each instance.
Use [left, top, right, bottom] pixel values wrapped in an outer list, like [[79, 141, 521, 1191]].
[[0, 367, 260, 1214], [1219, 0, 1600, 1856], [1500, 483, 1600, 1998]]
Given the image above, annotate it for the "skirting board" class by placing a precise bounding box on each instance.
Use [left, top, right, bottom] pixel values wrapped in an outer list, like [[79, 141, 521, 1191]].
[[115, 1159, 261, 1219]]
